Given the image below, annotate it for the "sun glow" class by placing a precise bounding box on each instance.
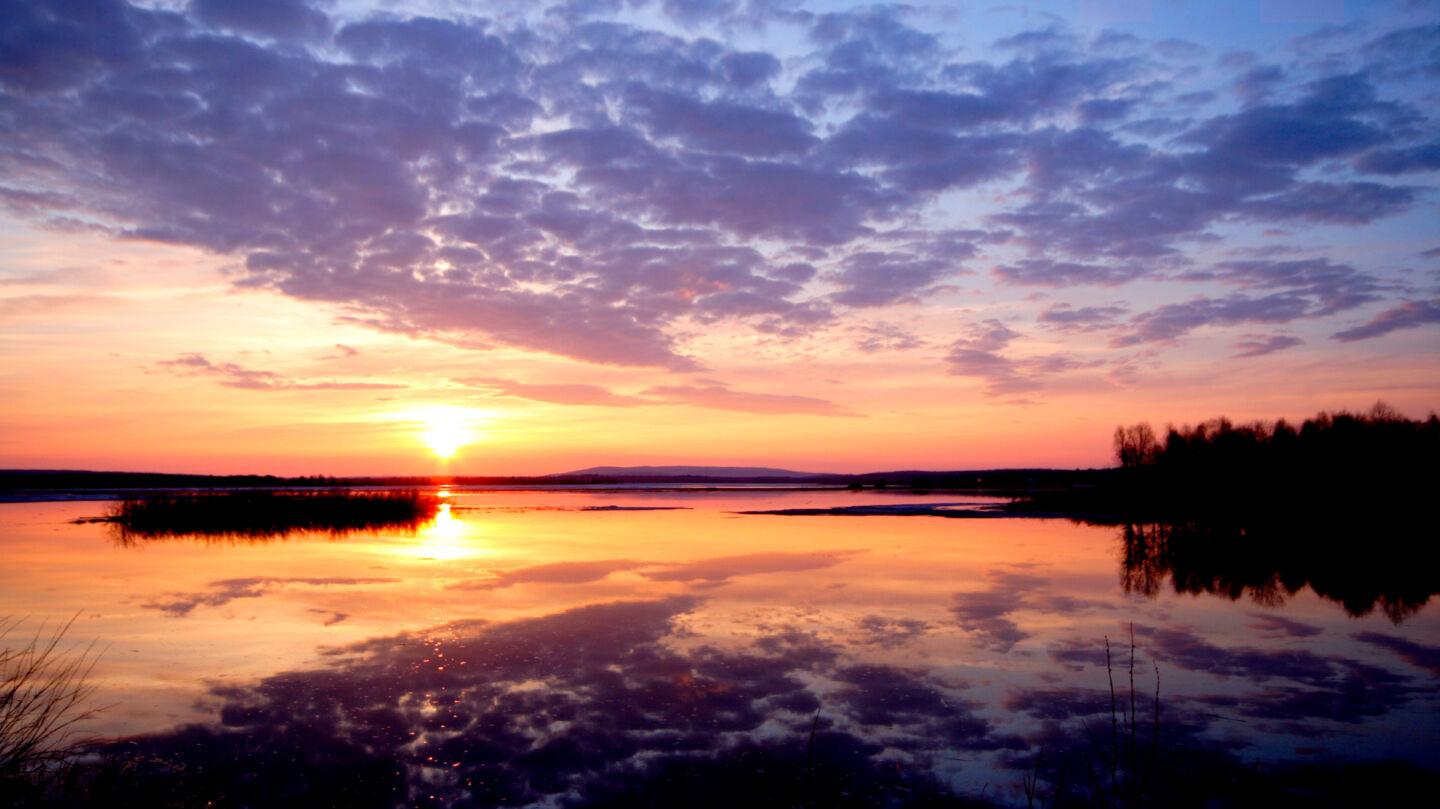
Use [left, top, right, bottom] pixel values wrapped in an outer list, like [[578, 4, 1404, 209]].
[[414, 406, 479, 459]]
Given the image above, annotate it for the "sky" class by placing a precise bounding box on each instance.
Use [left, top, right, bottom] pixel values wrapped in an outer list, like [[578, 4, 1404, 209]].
[[1, 0, 1437, 476]]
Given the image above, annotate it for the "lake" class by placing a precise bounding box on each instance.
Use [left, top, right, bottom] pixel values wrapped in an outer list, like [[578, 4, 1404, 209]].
[[2, 488, 1437, 807]]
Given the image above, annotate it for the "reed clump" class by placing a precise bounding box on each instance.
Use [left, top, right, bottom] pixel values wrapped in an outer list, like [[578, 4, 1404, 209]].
[[106, 489, 441, 541], [1, 615, 100, 799]]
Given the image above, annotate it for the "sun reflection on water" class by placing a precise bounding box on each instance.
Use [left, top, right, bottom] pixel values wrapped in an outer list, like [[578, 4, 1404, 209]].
[[411, 502, 481, 561]]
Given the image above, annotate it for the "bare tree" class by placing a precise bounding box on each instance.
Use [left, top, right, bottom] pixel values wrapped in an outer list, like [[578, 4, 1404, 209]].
[[1113, 423, 1158, 469]]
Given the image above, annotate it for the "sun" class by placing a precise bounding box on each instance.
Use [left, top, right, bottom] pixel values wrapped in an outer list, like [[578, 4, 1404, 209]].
[[417, 407, 475, 459]]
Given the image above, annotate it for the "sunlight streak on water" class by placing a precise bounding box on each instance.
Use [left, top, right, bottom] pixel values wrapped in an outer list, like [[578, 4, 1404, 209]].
[[410, 502, 485, 561]]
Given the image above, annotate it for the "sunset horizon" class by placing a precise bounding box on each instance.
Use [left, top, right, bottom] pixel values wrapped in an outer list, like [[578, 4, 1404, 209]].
[[2, 0, 1436, 479], [3, 396, 1432, 480]]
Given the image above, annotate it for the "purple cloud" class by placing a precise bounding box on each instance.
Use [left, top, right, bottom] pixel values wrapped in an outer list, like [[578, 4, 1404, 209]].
[[455, 377, 657, 408], [191, 0, 330, 40], [639, 383, 861, 417], [945, 320, 1102, 396], [848, 322, 926, 354], [829, 251, 959, 307], [155, 354, 405, 391], [994, 258, 1147, 287], [0, 0, 1433, 378], [1354, 141, 1440, 174], [1229, 334, 1303, 358], [1038, 303, 1130, 330], [1113, 294, 1313, 347], [1331, 299, 1440, 341]]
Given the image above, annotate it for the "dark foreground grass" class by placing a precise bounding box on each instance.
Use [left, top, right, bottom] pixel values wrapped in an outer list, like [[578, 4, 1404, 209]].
[[105, 489, 441, 541], [1, 616, 99, 805]]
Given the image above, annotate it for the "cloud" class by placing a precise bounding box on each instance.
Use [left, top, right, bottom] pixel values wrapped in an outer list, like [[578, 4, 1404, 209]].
[[156, 353, 405, 391], [1109, 257, 1391, 346], [1229, 333, 1303, 358], [621, 84, 819, 157], [456, 377, 657, 408], [1113, 294, 1311, 347], [1331, 298, 1440, 341], [639, 383, 861, 417], [945, 320, 1103, 397], [828, 250, 961, 307], [191, 0, 330, 40], [1038, 303, 1129, 331], [0, 293, 122, 317], [456, 375, 862, 415], [1354, 141, 1440, 174], [994, 258, 1147, 287], [1211, 258, 1384, 314], [0, 0, 1432, 376], [848, 322, 926, 353], [1180, 74, 1394, 167]]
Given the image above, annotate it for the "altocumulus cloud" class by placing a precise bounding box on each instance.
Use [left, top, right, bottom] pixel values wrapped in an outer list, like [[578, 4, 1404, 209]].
[[1, 0, 1437, 381]]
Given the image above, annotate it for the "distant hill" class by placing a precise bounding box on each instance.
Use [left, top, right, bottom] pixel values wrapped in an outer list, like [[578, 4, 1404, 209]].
[[554, 465, 818, 478]]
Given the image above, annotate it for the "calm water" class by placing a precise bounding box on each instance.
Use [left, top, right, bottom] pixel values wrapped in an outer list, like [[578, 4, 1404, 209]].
[[2, 488, 1437, 806]]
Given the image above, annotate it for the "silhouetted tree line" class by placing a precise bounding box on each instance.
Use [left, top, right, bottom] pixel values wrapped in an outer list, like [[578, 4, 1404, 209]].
[[1096, 404, 1440, 622], [1107, 402, 1438, 523]]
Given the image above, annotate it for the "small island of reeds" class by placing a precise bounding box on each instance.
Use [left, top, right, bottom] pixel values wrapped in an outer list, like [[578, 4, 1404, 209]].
[[105, 489, 441, 542]]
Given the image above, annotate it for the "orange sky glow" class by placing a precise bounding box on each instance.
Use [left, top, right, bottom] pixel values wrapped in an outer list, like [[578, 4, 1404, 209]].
[[1, 0, 1437, 476]]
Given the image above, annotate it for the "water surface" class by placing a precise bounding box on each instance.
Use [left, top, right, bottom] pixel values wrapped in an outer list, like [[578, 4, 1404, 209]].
[[2, 488, 1435, 806]]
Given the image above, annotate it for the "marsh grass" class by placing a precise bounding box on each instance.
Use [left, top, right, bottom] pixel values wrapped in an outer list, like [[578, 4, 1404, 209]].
[[1024, 626, 1160, 809], [105, 489, 441, 542], [1, 615, 100, 797]]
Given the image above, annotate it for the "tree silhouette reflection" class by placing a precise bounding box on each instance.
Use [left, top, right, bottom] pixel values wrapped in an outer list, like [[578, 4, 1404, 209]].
[[1119, 522, 1436, 622]]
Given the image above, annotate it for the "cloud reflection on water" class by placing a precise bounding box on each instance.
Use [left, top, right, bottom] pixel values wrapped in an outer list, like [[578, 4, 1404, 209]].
[[104, 596, 1019, 806], [5, 496, 1438, 806], [87, 590, 1437, 807]]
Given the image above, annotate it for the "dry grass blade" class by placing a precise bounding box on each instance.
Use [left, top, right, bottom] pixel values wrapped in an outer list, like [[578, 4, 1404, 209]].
[[1, 614, 101, 784]]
